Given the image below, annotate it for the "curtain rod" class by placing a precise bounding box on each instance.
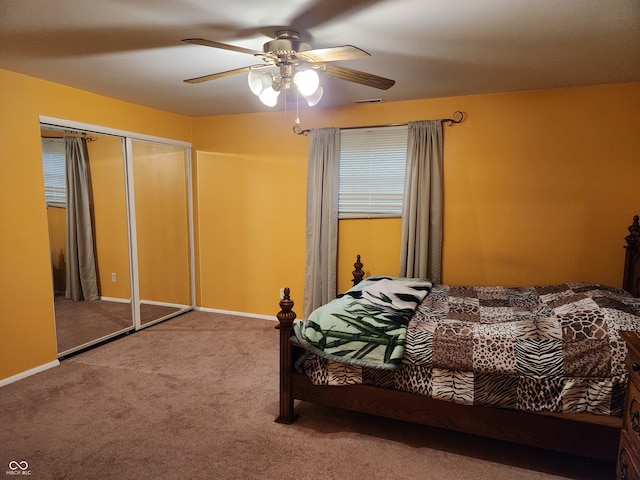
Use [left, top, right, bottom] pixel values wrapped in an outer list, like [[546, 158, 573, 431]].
[[292, 111, 465, 136], [41, 133, 97, 142]]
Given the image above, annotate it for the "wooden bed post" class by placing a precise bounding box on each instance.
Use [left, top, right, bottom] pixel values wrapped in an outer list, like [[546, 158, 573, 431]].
[[275, 287, 296, 424], [623, 215, 640, 297], [352, 254, 365, 286]]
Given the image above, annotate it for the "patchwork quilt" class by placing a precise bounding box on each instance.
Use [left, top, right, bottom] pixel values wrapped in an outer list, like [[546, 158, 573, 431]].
[[297, 282, 640, 416]]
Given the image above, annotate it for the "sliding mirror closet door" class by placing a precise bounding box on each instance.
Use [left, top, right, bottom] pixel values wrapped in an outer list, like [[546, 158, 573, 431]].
[[41, 128, 134, 356], [130, 140, 192, 327]]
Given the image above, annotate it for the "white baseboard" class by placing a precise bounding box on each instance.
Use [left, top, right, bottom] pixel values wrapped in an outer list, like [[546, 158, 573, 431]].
[[99, 296, 131, 303], [0, 360, 60, 388], [141, 300, 190, 309], [194, 306, 277, 322], [99, 298, 191, 310]]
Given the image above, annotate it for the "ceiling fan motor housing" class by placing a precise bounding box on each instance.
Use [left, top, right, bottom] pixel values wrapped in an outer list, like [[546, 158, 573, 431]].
[[263, 30, 311, 58]]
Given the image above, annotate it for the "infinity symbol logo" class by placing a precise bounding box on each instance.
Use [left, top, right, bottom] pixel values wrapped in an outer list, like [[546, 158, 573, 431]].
[[8, 461, 29, 471]]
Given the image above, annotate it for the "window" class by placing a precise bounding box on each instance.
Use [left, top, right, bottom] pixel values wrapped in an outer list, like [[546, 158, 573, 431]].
[[41, 138, 66, 207], [338, 125, 408, 219]]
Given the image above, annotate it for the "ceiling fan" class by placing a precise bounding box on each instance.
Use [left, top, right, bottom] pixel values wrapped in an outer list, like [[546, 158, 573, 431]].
[[181, 29, 395, 107]]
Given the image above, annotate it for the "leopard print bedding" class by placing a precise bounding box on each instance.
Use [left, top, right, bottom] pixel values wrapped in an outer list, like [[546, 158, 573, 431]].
[[298, 282, 640, 416]]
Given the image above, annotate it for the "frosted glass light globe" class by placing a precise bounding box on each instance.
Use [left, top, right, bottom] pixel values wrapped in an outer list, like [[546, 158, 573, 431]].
[[248, 71, 272, 96], [258, 87, 280, 107], [294, 70, 320, 97]]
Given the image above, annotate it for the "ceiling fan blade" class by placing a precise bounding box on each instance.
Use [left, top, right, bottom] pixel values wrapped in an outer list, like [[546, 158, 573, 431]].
[[184, 65, 269, 84], [298, 45, 370, 63], [319, 64, 395, 90], [290, 0, 385, 31], [182, 38, 263, 57]]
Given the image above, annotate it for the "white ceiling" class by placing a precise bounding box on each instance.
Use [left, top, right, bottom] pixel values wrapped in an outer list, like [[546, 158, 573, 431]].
[[1, 0, 639, 117]]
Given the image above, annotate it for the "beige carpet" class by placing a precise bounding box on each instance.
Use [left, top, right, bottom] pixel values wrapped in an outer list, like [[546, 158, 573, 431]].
[[1, 311, 616, 479]]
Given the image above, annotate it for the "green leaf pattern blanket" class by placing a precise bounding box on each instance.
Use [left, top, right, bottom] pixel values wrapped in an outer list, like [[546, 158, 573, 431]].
[[294, 276, 432, 369]]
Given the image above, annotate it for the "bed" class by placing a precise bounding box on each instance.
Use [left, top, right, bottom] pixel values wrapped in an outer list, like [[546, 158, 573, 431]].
[[276, 215, 640, 462]]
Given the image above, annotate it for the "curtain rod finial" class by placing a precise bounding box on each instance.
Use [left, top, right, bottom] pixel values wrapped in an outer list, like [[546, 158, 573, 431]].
[[292, 123, 310, 136], [444, 111, 465, 126]]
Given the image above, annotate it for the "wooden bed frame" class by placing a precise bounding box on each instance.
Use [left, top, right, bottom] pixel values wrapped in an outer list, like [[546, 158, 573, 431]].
[[275, 215, 640, 462]]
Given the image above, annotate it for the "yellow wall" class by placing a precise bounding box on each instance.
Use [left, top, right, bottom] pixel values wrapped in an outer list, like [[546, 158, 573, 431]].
[[193, 112, 308, 314], [193, 82, 640, 316], [337, 218, 403, 292], [0, 68, 191, 380], [132, 143, 191, 305], [88, 135, 132, 300], [440, 86, 640, 287], [2, 63, 639, 383]]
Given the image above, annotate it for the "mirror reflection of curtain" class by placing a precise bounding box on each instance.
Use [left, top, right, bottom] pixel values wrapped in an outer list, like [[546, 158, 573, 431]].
[[65, 137, 99, 301]]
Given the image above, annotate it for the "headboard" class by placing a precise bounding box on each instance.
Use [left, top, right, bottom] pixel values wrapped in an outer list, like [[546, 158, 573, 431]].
[[624, 215, 640, 297]]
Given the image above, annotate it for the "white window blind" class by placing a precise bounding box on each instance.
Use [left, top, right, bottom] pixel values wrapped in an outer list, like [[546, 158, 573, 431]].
[[41, 138, 66, 207], [339, 125, 408, 218]]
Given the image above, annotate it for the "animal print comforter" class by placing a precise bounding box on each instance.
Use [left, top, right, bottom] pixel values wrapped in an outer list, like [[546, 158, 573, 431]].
[[297, 282, 640, 416]]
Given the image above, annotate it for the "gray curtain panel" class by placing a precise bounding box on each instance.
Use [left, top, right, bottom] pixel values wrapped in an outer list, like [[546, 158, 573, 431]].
[[303, 128, 340, 319], [65, 137, 99, 301], [399, 120, 444, 282]]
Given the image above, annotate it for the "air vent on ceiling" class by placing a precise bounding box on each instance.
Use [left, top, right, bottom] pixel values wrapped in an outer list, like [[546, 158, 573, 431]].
[[354, 98, 383, 104]]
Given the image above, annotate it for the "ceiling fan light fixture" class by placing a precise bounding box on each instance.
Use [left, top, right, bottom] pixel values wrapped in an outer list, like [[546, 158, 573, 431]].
[[258, 87, 280, 107], [293, 69, 320, 97], [248, 70, 273, 96], [184, 29, 396, 115]]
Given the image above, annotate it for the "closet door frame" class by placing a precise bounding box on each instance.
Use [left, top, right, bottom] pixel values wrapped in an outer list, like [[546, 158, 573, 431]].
[[126, 138, 195, 330], [40, 116, 196, 332]]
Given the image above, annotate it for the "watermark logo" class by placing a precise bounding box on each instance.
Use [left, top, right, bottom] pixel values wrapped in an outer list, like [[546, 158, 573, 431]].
[[6, 461, 30, 476]]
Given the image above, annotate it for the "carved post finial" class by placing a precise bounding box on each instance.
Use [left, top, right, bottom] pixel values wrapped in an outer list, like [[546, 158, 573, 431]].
[[352, 254, 365, 286], [277, 287, 296, 327]]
